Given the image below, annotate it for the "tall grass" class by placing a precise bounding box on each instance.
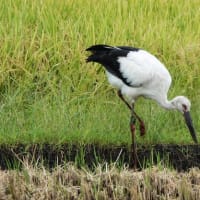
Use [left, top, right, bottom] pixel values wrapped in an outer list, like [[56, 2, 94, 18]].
[[0, 0, 199, 145]]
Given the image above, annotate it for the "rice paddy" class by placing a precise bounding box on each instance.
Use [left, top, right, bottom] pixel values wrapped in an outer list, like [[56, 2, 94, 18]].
[[0, 162, 200, 200], [0, 0, 199, 145]]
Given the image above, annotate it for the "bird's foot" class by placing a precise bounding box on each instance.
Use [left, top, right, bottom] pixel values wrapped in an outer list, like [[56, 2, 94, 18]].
[[139, 121, 146, 136]]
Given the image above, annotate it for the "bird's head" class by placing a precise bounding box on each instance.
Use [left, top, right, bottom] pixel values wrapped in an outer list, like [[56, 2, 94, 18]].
[[171, 96, 198, 144], [171, 96, 191, 113]]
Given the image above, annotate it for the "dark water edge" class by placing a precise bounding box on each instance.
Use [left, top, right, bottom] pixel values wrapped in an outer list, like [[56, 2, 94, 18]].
[[0, 144, 199, 171]]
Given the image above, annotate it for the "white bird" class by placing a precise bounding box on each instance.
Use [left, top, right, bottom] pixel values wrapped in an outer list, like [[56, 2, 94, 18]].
[[86, 44, 198, 166]]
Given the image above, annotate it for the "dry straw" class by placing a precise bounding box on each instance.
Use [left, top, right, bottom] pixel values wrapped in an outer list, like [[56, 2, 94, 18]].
[[0, 163, 200, 200]]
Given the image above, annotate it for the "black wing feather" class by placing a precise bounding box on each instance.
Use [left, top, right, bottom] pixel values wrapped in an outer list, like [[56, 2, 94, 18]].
[[86, 44, 139, 86]]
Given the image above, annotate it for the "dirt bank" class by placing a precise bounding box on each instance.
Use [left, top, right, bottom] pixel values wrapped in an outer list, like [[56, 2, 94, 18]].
[[0, 144, 199, 170]]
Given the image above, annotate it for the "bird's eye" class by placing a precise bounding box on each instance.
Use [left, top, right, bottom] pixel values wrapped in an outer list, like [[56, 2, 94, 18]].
[[182, 104, 187, 111]]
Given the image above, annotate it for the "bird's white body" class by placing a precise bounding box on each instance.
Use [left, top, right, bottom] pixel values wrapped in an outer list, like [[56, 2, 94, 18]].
[[106, 50, 172, 108], [86, 44, 198, 143]]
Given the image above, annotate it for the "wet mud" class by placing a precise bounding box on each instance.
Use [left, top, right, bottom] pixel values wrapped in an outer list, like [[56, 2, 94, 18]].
[[0, 144, 199, 171]]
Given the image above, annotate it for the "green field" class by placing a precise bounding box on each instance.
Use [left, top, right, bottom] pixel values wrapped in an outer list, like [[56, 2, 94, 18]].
[[0, 0, 199, 145]]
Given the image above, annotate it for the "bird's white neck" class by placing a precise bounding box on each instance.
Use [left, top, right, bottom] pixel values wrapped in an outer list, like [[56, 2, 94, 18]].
[[157, 97, 176, 110], [158, 95, 191, 112]]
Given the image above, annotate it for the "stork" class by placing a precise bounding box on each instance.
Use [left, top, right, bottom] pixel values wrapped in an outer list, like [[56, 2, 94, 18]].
[[86, 44, 198, 167]]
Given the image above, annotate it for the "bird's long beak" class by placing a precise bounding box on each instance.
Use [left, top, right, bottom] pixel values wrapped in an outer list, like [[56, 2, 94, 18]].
[[183, 111, 198, 144]]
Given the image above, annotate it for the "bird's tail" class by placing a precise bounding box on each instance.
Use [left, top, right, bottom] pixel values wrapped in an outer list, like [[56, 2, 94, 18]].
[[86, 44, 116, 63]]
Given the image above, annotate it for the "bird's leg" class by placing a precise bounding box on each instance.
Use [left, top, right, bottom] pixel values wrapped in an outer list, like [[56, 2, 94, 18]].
[[117, 90, 146, 136], [130, 102, 138, 169], [117, 90, 131, 109], [134, 113, 145, 137]]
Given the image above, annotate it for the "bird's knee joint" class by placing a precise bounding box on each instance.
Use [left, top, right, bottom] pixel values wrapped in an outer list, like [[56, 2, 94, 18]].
[[130, 115, 136, 124]]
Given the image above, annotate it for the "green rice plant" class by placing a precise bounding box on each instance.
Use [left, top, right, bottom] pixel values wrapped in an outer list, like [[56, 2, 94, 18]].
[[0, 0, 199, 145]]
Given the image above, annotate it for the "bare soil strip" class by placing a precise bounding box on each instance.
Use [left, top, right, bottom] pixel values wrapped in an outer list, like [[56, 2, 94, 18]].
[[0, 144, 199, 171]]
